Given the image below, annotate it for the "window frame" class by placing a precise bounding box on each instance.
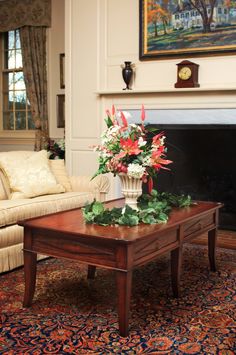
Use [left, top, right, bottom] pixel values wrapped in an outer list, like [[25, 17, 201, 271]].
[[0, 31, 34, 144]]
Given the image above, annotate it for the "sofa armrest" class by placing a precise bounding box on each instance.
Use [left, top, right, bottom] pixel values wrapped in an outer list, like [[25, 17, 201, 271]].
[[69, 175, 110, 202]]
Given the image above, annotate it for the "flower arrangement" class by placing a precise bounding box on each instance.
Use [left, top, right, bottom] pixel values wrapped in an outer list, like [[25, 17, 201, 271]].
[[84, 106, 191, 226], [45, 138, 65, 160], [93, 105, 172, 191]]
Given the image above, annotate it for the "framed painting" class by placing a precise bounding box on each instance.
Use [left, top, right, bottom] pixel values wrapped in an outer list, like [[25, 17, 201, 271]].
[[60, 53, 65, 89], [57, 94, 65, 128], [139, 0, 236, 59]]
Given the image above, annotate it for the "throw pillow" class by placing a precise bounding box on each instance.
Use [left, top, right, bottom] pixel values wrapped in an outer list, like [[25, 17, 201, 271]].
[[0, 150, 65, 199], [49, 159, 72, 192]]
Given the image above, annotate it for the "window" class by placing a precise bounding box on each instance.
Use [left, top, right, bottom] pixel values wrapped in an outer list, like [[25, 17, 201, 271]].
[[1, 30, 34, 131]]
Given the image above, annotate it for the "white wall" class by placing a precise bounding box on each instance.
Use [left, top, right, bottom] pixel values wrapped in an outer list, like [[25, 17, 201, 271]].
[[48, 0, 65, 139], [65, 0, 236, 198]]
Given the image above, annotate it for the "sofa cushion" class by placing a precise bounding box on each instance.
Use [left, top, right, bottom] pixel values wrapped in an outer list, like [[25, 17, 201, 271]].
[[0, 171, 8, 200], [0, 150, 65, 199], [0, 191, 94, 228], [0, 170, 11, 200], [49, 159, 72, 192]]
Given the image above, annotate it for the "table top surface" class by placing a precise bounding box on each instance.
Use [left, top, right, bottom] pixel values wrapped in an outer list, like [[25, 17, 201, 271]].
[[19, 199, 222, 243]]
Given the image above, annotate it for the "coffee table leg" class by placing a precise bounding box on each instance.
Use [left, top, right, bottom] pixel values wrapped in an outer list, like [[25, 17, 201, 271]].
[[23, 250, 37, 307], [208, 228, 217, 272], [116, 270, 132, 337], [171, 246, 183, 298], [87, 265, 96, 279]]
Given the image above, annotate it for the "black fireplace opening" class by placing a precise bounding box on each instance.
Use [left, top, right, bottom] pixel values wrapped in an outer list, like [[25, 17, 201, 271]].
[[148, 124, 236, 231]]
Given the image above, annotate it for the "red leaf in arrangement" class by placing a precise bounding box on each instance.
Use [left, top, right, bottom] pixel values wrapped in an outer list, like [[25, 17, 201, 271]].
[[148, 176, 153, 194], [120, 111, 128, 128], [141, 104, 145, 122]]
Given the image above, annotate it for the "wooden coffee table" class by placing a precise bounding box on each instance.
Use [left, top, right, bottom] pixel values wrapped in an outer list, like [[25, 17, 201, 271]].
[[19, 199, 222, 337]]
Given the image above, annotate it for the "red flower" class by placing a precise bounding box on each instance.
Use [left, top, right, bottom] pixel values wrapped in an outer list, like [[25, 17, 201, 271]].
[[117, 138, 142, 158], [152, 132, 164, 146], [150, 150, 172, 171]]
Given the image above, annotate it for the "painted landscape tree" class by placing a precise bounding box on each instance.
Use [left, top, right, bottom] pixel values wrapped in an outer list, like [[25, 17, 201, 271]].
[[147, 0, 160, 36], [224, 0, 236, 20], [147, 0, 171, 36], [187, 0, 217, 33]]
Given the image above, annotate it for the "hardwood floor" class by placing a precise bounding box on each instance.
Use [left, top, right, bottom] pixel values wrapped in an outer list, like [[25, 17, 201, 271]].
[[191, 230, 236, 250]]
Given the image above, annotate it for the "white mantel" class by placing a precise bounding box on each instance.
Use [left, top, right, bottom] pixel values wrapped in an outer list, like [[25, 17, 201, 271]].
[[97, 87, 236, 95], [97, 89, 236, 125], [98, 89, 236, 115]]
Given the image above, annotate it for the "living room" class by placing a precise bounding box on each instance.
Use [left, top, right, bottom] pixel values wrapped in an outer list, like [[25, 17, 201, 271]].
[[0, 0, 236, 353]]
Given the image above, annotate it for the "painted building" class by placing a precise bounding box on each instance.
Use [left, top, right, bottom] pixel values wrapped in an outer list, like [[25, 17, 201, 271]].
[[172, 1, 230, 30]]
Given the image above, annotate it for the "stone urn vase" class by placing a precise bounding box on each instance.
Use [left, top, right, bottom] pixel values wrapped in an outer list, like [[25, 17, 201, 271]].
[[119, 173, 142, 210]]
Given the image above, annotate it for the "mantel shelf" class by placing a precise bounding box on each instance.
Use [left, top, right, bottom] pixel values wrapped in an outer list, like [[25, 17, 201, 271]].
[[97, 87, 236, 95]]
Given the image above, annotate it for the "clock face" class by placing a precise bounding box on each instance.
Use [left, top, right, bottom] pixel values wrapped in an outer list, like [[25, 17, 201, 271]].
[[178, 66, 192, 80]]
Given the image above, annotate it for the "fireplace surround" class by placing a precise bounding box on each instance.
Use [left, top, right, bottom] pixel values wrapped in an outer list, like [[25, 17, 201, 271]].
[[127, 109, 236, 230]]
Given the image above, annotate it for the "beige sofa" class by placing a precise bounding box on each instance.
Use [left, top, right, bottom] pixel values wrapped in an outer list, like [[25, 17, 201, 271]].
[[0, 151, 109, 273]]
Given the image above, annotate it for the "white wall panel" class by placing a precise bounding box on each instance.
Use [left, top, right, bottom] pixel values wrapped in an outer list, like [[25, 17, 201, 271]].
[[48, 0, 65, 139], [107, 0, 138, 58], [70, 1, 100, 139], [71, 151, 99, 176]]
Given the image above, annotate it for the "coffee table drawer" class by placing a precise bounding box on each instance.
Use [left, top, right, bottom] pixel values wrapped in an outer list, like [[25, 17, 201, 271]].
[[134, 230, 178, 265], [31, 233, 117, 267], [183, 213, 215, 239]]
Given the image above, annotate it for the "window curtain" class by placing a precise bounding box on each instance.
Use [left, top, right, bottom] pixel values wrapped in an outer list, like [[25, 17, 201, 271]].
[[20, 26, 48, 151], [0, 0, 51, 31], [0, 0, 51, 150]]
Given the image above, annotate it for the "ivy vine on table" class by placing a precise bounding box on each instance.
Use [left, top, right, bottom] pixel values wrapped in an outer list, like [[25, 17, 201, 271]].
[[82, 189, 192, 227]]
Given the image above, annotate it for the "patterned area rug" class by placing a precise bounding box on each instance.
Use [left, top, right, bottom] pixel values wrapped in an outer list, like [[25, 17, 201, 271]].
[[0, 244, 235, 354]]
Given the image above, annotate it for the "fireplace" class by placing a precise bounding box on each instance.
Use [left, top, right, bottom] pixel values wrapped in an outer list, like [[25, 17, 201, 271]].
[[148, 124, 236, 230], [127, 109, 236, 231]]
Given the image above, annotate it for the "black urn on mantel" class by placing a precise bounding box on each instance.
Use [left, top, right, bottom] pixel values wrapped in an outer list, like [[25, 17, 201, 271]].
[[121, 61, 134, 90]]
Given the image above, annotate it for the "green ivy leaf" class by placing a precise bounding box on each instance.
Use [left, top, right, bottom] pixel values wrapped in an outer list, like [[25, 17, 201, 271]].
[[157, 211, 169, 222], [141, 214, 157, 224], [118, 214, 139, 226], [82, 211, 95, 224], [92, 201, 104, 215], [83, 190, 192, 227]]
